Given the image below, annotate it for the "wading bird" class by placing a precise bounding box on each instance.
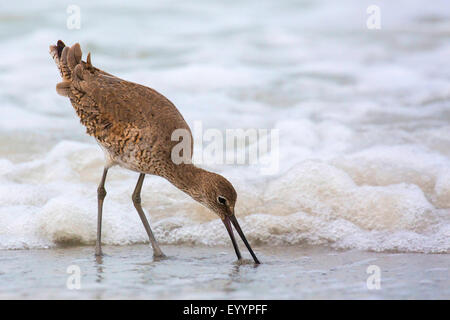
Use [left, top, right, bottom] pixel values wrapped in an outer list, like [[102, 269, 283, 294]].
[[49, 40, 259, 264]]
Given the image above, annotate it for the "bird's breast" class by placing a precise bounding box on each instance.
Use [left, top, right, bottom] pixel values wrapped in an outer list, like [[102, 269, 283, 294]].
[[95, 126, 173, 175]]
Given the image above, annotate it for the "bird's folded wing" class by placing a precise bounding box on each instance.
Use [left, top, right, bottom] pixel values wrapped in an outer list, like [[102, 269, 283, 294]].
[[51, 41, 177, 129], [72, 67, 175, 129]]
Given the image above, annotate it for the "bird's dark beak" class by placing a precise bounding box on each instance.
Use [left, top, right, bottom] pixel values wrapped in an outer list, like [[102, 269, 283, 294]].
[[222, 215, 260, 264]]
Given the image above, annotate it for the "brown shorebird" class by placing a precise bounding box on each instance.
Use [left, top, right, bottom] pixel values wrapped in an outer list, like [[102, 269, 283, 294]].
[[49, 40, 259, 264]]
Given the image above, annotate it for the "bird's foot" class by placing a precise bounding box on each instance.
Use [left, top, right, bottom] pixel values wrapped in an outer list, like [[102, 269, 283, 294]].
[[153, 249, 167, 260]]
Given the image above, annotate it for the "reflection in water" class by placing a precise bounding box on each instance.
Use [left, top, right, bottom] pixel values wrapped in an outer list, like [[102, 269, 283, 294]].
[[135, 261, 156, 285], [220, 259, 261, 293], [95, 255, 104, 283], [133, 254, 173, 285]]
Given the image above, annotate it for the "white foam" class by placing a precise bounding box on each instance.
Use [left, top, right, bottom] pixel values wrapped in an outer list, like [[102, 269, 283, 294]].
[[0, 0, 449, 253], [0, 142, 448, 252]]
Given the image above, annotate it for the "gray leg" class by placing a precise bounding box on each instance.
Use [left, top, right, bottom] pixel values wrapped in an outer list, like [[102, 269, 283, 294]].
[[132, 173, 165, 257], [96, 168, 108, 256]]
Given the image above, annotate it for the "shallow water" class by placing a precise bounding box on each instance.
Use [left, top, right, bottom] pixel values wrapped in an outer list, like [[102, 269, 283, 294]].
[[0, 1, 450, 256], [0, 245, 448, 299]]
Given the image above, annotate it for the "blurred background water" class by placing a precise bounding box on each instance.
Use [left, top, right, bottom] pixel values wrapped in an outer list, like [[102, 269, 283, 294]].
[[0, 0, 449, 254]]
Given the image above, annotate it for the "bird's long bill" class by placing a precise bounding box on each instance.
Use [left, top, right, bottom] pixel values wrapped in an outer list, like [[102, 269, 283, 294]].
[[222, 215, 260, 264]]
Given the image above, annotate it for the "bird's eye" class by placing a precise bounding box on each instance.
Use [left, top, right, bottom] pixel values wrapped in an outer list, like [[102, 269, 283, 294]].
[[217, 196, 227, 205]]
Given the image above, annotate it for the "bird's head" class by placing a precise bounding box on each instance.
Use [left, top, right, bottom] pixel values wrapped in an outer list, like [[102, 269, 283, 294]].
[[166, 164, 260, 264], [197, 171, 260, 264], [200, 171, 237, 219]]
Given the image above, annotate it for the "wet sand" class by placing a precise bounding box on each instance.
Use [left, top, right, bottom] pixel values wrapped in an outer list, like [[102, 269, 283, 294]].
[[0, 245, 448, 299]]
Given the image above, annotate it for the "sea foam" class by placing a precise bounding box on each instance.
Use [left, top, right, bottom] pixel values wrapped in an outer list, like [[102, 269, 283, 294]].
[[0, 141, 448, 253]]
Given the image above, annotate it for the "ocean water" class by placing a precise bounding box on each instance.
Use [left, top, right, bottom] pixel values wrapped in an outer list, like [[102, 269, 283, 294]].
[[0, 0, 450, 257], [1, 245, 449, 299]]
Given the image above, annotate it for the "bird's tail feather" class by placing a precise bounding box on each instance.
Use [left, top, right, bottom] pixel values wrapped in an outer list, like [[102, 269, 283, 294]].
[[49, 40, 83, 81], [49, 40, 85, 96]]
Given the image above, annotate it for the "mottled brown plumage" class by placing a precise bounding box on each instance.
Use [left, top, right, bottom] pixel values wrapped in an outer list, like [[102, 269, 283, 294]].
[[49, 40, 259, 264]]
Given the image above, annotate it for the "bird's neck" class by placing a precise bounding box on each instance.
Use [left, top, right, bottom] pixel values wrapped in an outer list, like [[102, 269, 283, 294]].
[[162, 163, 207, 203]]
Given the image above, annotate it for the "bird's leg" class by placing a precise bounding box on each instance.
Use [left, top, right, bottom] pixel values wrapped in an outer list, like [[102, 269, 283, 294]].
[[95, 168, 108, 256], [132, 173, 165, 258]]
